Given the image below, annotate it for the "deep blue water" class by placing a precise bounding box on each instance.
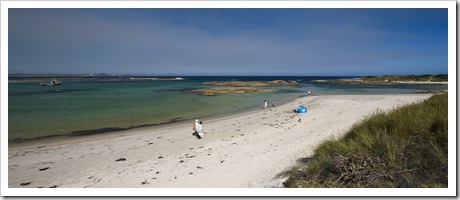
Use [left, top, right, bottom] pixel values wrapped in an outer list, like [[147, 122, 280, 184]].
[[8, 76, 447, 141]]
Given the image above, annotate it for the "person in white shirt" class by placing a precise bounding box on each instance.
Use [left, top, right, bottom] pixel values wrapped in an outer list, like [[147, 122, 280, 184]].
[[196, 121, 204, 139]]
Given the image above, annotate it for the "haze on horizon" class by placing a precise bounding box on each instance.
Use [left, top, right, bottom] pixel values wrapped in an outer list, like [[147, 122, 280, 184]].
[[8, 8, 448, 76]]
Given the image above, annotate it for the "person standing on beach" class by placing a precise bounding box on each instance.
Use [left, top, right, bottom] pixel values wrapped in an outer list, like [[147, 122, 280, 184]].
[[196, 121, 204, 139], [264, 100, 267, 109], [193, 119, 199, 136]]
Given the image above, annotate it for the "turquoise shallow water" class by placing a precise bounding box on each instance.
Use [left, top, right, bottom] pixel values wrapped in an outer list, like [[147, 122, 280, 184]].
[[8, 76, 447, 141]]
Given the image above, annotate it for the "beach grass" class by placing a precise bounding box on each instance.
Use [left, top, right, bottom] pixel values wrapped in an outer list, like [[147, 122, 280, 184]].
[[283, 93, 448, 188]]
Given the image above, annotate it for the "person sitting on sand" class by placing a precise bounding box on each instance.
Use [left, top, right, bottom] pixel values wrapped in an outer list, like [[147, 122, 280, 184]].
[[272, 101, 276, 107]]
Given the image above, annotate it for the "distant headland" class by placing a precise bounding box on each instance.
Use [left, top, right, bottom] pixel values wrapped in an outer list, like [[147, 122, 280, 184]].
[[312, 74, 448, 85]]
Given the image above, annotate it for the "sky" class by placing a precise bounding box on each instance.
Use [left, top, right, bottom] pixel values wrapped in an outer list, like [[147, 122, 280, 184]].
[[8, 8, 448, 76]]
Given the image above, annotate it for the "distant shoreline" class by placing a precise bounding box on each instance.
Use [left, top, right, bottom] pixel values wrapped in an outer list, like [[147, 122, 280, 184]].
[[312, 79, 448, 85], [8, 75, 186, 83], [312, 74, 448, 85]]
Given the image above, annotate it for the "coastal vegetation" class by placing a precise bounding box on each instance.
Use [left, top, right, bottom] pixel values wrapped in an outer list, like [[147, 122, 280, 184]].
[[361, 74, 448, 82], [283, 93, 448, 188], [312, 74, 448, 85]]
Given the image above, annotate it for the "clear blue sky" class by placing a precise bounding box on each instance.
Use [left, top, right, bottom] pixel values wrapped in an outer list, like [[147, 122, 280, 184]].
[[8, 8, 448, 76]]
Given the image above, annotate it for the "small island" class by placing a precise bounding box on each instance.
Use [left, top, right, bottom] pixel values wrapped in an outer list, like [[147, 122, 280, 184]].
[[192, 80, 298, 96], [202, 80, 298, 86], [192, 87, 277, 96]]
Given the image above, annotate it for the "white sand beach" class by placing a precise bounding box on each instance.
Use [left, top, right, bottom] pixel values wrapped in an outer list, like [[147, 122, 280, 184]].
[[8, 94, 432, 190]]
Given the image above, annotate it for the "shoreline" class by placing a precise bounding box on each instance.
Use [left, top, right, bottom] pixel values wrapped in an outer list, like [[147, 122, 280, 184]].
[[8, 93, 302, 146], [8, 89, 438, 145], [8, 93, 433, 189]]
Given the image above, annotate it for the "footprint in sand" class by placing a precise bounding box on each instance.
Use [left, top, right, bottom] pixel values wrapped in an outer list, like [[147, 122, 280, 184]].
[[39, 167, 50, 171], [20, 182, 32, 186]]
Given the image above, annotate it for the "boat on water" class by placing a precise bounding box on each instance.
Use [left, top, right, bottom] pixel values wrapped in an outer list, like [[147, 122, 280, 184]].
[[40, 78, 61, 86]]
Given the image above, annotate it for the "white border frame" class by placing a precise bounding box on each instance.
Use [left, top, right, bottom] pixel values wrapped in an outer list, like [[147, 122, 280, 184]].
[[1, 0, 456, 197]]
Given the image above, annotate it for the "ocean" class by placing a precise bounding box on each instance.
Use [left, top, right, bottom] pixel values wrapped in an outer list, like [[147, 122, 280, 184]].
[[8, 76, 447, 141]]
